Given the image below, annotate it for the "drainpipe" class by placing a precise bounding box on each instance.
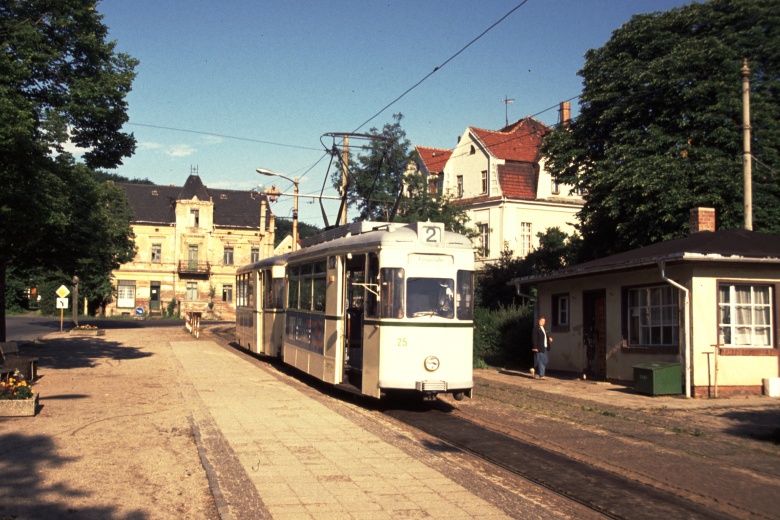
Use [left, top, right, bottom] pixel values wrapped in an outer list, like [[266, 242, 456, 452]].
[[658, 261, 691, 398]]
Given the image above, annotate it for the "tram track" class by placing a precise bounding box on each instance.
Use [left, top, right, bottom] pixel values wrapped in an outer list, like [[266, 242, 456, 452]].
[[382, 405, 734, 520]]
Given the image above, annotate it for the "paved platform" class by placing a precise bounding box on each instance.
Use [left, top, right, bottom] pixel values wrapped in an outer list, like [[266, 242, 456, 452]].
[[170, 337, 510, 519]]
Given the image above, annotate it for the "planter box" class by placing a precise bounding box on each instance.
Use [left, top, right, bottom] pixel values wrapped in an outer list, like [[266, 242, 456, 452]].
[[69, 329, 105, 337], [0, 393, 38, 417]]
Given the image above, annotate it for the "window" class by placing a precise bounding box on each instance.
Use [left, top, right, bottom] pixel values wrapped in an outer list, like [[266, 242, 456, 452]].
[[188, 245, 198, 270], [456, 270, 474, 320], [520, 222, 532, 257], [379, 267, 404, 318], [190, 209, 199, 228], [551, 180, 560, 195], [477, 223, 490, 258], [718, 284, 773, 347], [457, 176, 464, 198], [407, 277, 454, 319], [117, 280, 135, 308], [553, 294, 569, 327], [151, 244, 162, 263], [481, 170, 488, 194], [287, 261, 327, 312], [222, 284, 233, 303], [250, 248, 260, 263], [627, 286, 678, 346], [223, 247, 234, 265], [186, 282, 198, 301]]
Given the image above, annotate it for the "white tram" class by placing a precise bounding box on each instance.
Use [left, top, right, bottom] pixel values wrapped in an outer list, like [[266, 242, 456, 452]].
[[235, 221, 475, 400]]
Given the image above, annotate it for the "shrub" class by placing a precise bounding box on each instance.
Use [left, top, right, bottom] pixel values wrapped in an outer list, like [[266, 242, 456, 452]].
[[473, 304, 534, 368]]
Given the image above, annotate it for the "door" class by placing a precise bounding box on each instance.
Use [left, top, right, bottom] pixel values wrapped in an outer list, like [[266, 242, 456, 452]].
[[188, 245, 198, 270], [583, 290, 607, 379], [150, 281, 160, 313], [343, 254, 365, 390]]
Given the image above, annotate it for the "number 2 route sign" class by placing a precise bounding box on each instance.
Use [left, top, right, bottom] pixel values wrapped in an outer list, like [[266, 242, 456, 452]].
[[56, 285, 70, 298]]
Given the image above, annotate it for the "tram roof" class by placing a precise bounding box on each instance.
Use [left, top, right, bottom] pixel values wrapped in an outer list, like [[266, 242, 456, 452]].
[[292, 221, 473, 260]]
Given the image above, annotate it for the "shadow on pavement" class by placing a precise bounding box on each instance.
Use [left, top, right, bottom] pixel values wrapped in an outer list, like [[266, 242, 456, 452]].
[[23, 337, 153, 371], [0, 433, 146, 519]]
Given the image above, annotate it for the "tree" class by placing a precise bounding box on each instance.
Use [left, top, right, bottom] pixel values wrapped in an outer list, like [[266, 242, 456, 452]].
[[542, 0, 780, 261], [334, 113, 471, 233], [0, 0, 138, 339]]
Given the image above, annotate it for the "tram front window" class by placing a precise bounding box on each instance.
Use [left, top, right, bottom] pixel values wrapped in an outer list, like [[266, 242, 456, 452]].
[[407, 278, 454, 319]]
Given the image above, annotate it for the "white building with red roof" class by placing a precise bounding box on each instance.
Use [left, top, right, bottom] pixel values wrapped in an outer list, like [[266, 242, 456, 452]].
[[415, 104, 583, 268]]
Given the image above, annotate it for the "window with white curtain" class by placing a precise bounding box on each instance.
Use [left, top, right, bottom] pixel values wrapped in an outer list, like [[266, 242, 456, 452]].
[[718, 284, 773, 347]]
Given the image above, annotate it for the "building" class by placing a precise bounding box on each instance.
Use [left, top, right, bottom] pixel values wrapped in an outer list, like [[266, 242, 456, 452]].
[[512, 208, 780, 398], [415, 102, 583, 268], [107, 174, 275, 320]]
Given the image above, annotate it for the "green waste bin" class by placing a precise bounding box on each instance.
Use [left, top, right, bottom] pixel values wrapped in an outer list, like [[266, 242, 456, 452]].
[[633, 362, 682, 396]]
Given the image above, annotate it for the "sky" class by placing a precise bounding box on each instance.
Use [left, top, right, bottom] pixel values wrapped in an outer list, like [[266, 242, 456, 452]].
[[96, 0, 693, 227]]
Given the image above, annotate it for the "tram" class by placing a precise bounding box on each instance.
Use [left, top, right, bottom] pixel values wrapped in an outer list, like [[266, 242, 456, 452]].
[[235, 221, 475, 400]]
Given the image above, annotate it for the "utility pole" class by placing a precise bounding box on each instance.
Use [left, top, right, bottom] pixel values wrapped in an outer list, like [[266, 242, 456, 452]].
[[741, 58, 753, 231], [503, 96, 514, 127], [341, 135, 349, 225]]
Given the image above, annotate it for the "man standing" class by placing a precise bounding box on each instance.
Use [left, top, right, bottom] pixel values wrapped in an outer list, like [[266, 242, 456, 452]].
[[531, 316, 552, 379]]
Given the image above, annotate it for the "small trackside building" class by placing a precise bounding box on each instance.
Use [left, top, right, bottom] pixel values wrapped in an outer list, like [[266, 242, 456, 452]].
[[511, 209, 780, 398]]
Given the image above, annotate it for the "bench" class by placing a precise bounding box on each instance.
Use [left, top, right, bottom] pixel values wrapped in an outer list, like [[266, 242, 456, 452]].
[[0, 341, 38, 381]]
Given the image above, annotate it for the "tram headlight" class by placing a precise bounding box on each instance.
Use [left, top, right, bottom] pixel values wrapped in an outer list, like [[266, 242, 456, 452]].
[[424, 356, 440, 372]]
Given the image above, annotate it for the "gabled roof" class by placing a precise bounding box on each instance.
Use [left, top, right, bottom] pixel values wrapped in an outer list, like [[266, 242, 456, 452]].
[[469, 117, 549, 163], [119, 175, 270, 229], [520, 229, 780, 283], [415, 146, 452, 173]]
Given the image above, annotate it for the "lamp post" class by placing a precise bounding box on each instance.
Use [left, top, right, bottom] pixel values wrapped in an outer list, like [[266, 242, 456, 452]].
[[256, 168, 299, 251]]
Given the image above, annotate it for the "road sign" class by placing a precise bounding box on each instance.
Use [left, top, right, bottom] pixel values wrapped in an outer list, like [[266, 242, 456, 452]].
[[56, 285, 70, 298], [56, 298, 68, 309], [135, 307, 145, 316]]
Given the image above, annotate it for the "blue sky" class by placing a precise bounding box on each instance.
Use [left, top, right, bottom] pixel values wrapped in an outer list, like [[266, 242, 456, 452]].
[[98, 0, 692, 226]]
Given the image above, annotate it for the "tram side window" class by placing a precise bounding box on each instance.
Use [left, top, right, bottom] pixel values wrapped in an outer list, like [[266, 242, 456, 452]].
[[265, 273, 285, 309], [312, 260, 326, 312], [288, 265, 300, 309], [246, 274, 253, 308], [380, 268, 405, 319], [366, 253, 379, 318], [299, 263, 313, 310], [457, 270, 475, 320]]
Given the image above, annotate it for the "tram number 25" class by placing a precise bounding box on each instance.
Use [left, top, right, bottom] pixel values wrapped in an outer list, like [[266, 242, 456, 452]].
[[397, 338, 408, 347], [421, 224, 442, 244]]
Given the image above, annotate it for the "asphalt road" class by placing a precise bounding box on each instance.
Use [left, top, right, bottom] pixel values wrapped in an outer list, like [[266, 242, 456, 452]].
[[5, 315, 225, 344]]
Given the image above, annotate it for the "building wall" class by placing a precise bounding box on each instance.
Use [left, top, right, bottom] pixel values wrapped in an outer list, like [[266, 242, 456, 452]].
[[534, 263, 780, 396], [106, 196, 272, 321]]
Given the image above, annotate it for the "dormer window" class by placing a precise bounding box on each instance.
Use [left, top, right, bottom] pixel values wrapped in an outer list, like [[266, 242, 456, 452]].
[[151, 190, 158, 196], [220, 194, 228, 200]]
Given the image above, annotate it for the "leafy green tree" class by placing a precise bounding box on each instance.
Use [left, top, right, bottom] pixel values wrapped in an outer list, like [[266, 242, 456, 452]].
[[542, 0, 780, 260], [334, 113, 471, 233], [0, 0, 138, 338]]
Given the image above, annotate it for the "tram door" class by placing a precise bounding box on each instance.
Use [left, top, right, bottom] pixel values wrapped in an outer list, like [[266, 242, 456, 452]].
[[343, 254, 366, 389]]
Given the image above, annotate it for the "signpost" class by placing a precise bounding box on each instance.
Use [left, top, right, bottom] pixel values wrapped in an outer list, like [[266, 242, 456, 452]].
[[56, 285, 70, 332]]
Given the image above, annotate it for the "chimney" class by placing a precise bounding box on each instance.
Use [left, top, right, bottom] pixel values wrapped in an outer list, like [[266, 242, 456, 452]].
[[690, 207, 716, 233], [559, 101, 571, 126]]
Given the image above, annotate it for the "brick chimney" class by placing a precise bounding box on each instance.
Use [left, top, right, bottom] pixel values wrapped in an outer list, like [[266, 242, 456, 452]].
[[690, 207, 716, 233], [559, 101, 571, 126]]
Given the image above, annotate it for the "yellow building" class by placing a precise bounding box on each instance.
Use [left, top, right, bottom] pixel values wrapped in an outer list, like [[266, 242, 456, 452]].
[[107, 174, 275, 320]]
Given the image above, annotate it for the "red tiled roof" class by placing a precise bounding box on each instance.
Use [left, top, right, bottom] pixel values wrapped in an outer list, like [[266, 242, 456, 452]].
[[415, 146, 452, 173], [470, 117, 550, 162], [498, 162, 537, 200]]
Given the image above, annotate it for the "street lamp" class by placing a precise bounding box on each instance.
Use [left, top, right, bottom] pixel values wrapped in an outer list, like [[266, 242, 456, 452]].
[[256, 168, 299, 252]]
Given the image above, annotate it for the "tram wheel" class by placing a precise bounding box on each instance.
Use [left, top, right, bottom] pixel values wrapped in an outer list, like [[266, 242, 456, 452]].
[[453, 391, 465, 401]]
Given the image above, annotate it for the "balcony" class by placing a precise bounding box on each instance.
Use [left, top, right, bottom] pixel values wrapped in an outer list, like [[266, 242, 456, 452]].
[[178, 260, 211, 276]]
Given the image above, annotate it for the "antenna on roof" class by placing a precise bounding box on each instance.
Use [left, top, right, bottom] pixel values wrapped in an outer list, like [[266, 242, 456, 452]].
[[190, 165, 199, 176], [503, 95, 515, 127]]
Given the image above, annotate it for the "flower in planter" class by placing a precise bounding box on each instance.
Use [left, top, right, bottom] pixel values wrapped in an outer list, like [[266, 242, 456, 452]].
[[0, 376, 35, 400], [72, 324, 99, 330]]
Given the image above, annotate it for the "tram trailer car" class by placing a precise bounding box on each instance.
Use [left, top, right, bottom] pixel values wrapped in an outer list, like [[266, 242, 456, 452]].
[[236, 221, 475, 400]]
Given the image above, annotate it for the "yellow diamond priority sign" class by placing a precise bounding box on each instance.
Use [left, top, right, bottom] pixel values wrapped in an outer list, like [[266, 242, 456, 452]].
[[56, 285, 70, 298]]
